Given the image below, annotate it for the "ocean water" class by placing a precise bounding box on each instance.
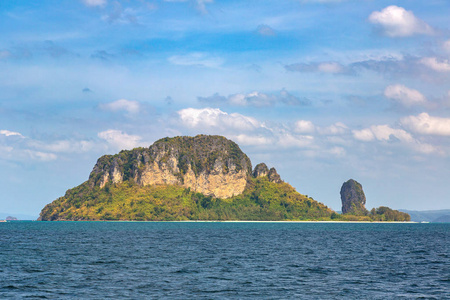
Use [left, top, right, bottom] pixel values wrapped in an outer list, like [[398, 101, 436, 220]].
[[1, 222, 448, 299]]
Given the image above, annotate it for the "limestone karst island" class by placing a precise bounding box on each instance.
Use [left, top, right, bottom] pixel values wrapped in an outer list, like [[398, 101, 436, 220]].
[[39, 135, 409, 222]]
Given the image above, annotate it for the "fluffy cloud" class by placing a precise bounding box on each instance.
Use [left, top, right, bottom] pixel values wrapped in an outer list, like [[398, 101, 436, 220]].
[[98, 130, 142, 150], [353, 125, 413, 143], [419, 57, 450, 72], [285, 62, 348, 74], [177, 108, 260, 131], [0, 130, 95, 161], [198, 90, 310, 107], [352, 128, 374, 142], [232, 134, 273, 146], [82, 0, 107, 7], [401, 113, 450, 136], [278, 133, 314, 148], [384, 84, 427, 107], [318, 122, 348, 135], [368, 6, 434, 37], [371, 125, 414, 143], [0, 130, 23, 137], [168, 52, 223, 68], [100, 99, 140, 114], [294, 120, 348, 135], [294, 120, 315, 134], [352, 124, 439, 154]]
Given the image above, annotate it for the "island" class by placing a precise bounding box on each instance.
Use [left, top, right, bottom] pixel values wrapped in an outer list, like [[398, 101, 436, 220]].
[[39, 135, 409, 222]]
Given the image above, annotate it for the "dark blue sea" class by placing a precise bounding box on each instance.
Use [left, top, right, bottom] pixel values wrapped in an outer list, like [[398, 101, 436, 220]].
[[1, 222, 449, 299]]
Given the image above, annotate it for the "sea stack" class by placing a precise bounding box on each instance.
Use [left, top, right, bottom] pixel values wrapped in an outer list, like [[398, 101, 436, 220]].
[[340, 179, 368, 215]]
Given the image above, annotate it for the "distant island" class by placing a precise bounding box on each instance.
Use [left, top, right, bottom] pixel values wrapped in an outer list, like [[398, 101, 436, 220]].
[[39, 135, 409, 222]]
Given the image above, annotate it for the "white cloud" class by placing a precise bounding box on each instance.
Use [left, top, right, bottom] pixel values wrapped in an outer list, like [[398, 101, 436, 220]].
[[0, 130, 23, 137], [100, 99, 140, 114], [228, 92, 274, 106], [98, 130, 142, 150], [317, 62, 344, 73], [177, 108, 260, 131], [353, 125, 413, 143], [368, 6, 434, 37], [25, 150, 57, 161], [168, 52, 223, 68], [371, 125, 414, 143], [294, 120, 315, 133], [401, 113, 450, 136], [278, 133, 314, 148], [82, 0, 107, 7], [352, 124, 439, 154], [419, 57, 450, 72], [318, 122, 348, 135], [0, 130, 97, 162], [232, 134, 273, 146], [384, 84, 427, 107], [414, 143, 438, 154], [353, 128, 375, 141]]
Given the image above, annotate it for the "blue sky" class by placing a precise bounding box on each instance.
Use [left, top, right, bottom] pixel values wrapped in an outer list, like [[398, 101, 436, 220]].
[[1, 0, 449, 217]]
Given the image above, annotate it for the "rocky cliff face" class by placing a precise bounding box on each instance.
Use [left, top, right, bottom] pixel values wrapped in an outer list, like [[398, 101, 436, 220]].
[[340, 179, 368, 215], [253, 163, 269, 178], [88, 135, 252, 199], [252, 163, 283, 183]]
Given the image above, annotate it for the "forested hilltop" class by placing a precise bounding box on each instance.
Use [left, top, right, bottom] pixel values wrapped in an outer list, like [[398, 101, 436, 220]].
[[39, 135, 409, 222]]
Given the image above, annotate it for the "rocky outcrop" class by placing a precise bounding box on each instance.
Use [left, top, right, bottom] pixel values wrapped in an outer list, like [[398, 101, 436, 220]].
[[268, 168, 282, 183], [89, 135, 252, 199], [340, 179, 368, 215], [252, 163, 283, 183], [253, 163, 269, 178]]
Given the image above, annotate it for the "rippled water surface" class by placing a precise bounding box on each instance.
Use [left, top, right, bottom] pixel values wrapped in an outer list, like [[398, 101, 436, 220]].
[[1, 222, 449, 299]]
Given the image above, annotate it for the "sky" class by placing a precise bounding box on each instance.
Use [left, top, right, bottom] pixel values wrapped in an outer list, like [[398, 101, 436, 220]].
[[1, 0, 449, 217]]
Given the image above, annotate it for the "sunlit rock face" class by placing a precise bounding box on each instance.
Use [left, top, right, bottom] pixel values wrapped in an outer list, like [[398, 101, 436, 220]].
[[89, 135, 252, 199], [253, 163, 269, 178]]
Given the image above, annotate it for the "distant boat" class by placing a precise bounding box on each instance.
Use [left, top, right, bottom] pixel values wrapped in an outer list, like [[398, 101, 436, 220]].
[[0, 220, 6, 222], [421, 221, 430, 223]]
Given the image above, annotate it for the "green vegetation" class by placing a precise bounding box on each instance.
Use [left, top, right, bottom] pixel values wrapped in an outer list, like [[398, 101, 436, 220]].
[[39, 177, 335, 221], [39, 176, 409, 222], [369, 206, 410, 222]]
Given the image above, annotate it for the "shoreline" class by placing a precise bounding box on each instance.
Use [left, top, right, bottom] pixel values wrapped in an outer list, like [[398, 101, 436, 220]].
[[34, 220, 423, 223]]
